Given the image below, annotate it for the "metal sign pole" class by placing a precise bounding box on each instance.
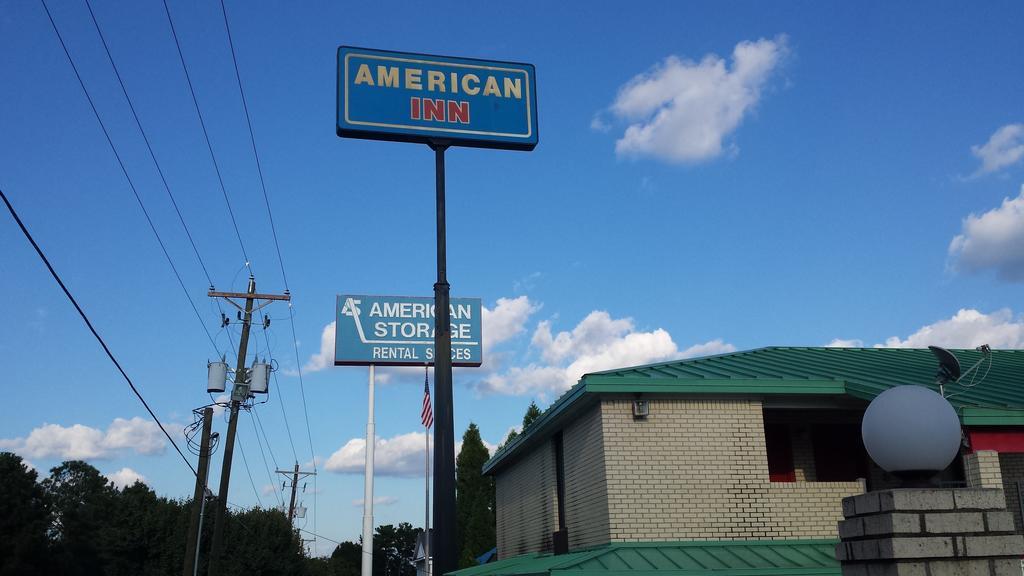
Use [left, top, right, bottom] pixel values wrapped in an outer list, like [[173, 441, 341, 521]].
[[361, 364, 376, 576], [430, 142, 457, 576]]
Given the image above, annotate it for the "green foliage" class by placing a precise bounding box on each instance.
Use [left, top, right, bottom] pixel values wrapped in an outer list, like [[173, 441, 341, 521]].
[[373, 522, 420, 576], [0, 453, 329, 575], [0, 453, 436, 576], [219, 507, 307, 576], [455, 423, 494, 567], [326, 540, 362, 576], [522, 401, 542, 430], [43, 460, 118, 575], [0, 453, 51, 576]]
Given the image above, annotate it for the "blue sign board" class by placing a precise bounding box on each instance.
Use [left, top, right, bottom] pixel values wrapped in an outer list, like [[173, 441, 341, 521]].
[[337, 46, 538, 151], [334, 295, 483, 367]]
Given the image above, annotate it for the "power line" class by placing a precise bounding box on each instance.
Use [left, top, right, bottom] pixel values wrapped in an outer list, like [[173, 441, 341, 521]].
[[247, 409, 283, 508], [160, 0, 249, 267], [38, 0, 219, 356], [257, 312, 299, 463], [83, 0, 241, 363], [299, 528, 343, 547], [218, 0, 319, 543], [84, 0, 214, 287], [235, 436, 263, 508], [1, 186, 197, 477], [251, 405, 280, 469], [218, 0, 285, 288]]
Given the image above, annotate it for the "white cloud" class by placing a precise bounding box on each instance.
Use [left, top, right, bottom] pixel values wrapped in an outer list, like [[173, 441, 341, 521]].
[[0, 417, 167, 460], [326, 432, 431, 477], [878, 308, 1024, 349], [352, 496, 399, 507], [825, 338, 865, 348], [106, 467, 147, 489], [679, 338, 737, 358], [326, 432, 498, 478], [261, 483, 279, 496], [602, 36, 788, 164], [949, 185, 1024, 281], [102, 417, 165, 455], [213, 395, 230, 416], [483, 296, 539, 353], [972, 124, 1024, 176], [304, 321, 336, 372], [478, 310, 733, 398]]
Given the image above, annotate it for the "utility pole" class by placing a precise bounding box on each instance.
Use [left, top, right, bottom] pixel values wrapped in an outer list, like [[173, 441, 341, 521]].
[[183, 407, 214, 576], [207, 277, 290, 575], [276, 462, 316, 523]]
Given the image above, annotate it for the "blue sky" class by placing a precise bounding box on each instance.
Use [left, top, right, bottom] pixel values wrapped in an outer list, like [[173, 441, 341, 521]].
[[2, 0, 1023, 555]]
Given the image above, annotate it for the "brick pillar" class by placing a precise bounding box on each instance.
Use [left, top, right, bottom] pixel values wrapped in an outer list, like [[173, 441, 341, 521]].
[[965, 451, 1004, 489], [836, 488, 1024, 576]]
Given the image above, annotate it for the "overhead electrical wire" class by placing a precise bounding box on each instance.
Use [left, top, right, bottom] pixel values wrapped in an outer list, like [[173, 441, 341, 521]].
[[2, 186, 198, 478], [235, 436, 263, 508], [84, 0, 212, 287], [257, 311, 299, 463], [248, 410, 284, 508], [83, 0, 240, 361], [160, 0, 249, 267], [219, 0, 319, 541], [39, 0, 219, 356]]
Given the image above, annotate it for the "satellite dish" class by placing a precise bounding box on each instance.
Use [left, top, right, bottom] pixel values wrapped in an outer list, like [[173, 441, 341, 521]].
[[929, 346, 961, 384]]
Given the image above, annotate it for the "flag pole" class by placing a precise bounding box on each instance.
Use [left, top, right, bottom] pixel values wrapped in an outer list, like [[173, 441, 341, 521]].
[[425, 365, 432, 576], [361, 364, 375, 576]]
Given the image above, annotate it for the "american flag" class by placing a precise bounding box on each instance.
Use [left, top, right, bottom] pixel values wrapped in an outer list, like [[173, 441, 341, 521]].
[[421, 371, 433, 428]]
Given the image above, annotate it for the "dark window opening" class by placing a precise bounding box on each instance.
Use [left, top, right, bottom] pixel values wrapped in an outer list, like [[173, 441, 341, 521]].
[[765, 423, 796, 482], [811, 423, 870, 482], [553, 431, 566, 529], [552, 432, 568, 554]]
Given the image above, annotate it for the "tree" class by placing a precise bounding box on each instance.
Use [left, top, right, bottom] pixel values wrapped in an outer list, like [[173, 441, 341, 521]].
[[218, 507, 307, 576], [0, 452, 51, 576], [522, 401, 542, 430], [99, 481, 186, 576], [372, 523, 419, 576], [43, 460, 117, 575], [327, 540, 362, 576], [456, 423, 494, 568]]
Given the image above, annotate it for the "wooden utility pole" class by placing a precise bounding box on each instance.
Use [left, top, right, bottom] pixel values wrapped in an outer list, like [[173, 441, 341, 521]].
[[183, 407, 213, 576], [207, 277, 290, 575], [276, 462, 316, 523]]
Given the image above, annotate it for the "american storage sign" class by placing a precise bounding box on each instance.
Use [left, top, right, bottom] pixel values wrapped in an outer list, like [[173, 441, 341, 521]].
[[337, 46, 537, 150], [334, 295, 482, 367]]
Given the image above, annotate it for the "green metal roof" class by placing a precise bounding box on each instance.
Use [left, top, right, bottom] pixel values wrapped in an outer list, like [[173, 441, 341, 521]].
[[484, 347, 1024, 474], [449, 540, 840, 576]]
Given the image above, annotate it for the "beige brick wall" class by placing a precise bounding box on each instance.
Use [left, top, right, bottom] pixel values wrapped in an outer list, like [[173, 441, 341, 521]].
[[790, 426, 817, 482], [998, 453, 1024, 532], [601, 398, 863, 541], [494, 440, 557, 559], [562, 404, 610, 550], [965, 450, 1003, 489]]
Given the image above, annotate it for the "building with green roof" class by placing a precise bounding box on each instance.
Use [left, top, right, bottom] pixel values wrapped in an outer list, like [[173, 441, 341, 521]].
[[458, 347, 1024, 576]]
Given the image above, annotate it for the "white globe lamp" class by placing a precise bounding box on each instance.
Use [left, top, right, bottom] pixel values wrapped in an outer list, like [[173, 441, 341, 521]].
[[861, 385, 961, 486]]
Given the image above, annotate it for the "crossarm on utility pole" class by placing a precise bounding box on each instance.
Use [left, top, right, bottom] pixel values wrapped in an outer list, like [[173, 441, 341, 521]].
[[206, 277, 290, 576]]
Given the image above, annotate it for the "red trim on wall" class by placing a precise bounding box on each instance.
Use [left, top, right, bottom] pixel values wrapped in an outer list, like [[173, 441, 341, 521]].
[[968, 428, 1024, 453]]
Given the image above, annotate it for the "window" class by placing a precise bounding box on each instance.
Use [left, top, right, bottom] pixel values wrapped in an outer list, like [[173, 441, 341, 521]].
[[810, 423, 869, 482], [764, 424, 796, 482]]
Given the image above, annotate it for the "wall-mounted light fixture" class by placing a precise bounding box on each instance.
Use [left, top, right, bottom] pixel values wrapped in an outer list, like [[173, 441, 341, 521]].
[[632, 400, 649, 419]]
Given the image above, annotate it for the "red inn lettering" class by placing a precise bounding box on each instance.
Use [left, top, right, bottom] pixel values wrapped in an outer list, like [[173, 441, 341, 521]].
[[410, 97, 470, 124]]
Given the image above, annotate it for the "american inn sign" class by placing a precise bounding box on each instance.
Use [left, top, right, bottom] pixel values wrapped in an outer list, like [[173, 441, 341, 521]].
[[336, 46, 538, 150]]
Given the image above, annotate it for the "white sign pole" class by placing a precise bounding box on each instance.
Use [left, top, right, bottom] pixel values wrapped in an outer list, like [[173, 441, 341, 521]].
[[361, 364, 376, 576]]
